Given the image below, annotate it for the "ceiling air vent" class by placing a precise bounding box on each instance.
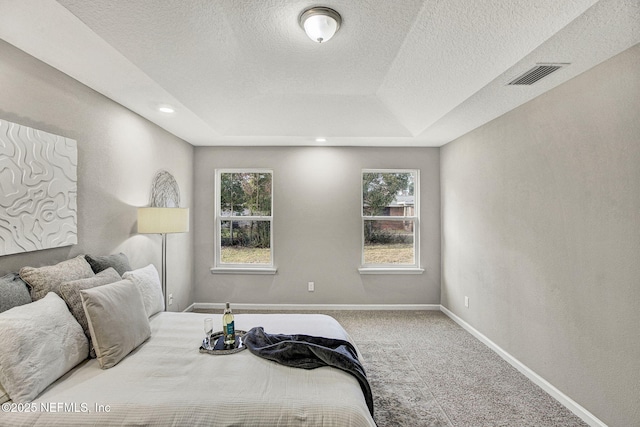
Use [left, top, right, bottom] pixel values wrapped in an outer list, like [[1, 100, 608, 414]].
[[507, 63, 569, 86]]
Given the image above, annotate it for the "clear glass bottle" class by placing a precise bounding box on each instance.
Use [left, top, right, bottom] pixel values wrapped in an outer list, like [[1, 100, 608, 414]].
[[222, 302, 235, 346]]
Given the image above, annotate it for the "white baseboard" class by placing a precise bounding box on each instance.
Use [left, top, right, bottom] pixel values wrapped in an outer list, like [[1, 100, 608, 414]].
[[182, 303, 196, 312], [440, 306, 607, 427], [191, 302, 440, 311]]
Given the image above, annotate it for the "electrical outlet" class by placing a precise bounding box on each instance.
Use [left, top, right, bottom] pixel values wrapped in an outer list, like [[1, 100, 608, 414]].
[[169, 293, 174, 306], [464, 296, 469, 308], [308, 282, 315, 292]]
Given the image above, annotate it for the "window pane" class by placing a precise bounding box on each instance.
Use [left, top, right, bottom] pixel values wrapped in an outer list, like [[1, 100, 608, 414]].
[[363, 220, 414, 264], [220, 172, 272, 216], [362, 172, 415, 216], [220, 220, 271, 264]]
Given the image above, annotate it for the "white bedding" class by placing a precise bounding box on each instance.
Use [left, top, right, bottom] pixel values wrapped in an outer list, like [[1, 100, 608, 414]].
[[1, 312, 376, 427]]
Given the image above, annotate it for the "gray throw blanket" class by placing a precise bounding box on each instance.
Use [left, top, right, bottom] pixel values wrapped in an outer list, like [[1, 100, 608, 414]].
[[243, 327, 374, 417]]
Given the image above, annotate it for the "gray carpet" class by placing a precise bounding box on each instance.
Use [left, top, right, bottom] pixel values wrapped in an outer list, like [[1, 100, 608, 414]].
[[197, 309, 588, 427]]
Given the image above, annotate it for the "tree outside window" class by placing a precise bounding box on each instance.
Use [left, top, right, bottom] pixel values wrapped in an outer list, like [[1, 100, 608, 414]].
[[216, 170, 273, 266], [362, 170, 419, 267]]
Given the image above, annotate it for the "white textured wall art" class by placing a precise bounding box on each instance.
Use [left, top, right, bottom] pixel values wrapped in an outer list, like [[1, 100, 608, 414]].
[[0, 119, 77, 256]]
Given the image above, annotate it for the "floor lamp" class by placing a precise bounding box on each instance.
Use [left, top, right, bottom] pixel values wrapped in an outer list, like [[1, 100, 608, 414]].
[[138, 207, 189, 310]]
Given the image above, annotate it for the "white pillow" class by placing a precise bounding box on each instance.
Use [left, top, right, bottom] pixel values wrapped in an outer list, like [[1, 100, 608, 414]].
[[0, 293, 88, 402], [122, 264, 164, 317], [81, 280, 151, 369]]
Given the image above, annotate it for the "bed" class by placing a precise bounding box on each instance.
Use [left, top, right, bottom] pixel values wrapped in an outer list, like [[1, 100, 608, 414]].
[[0, 255, 375, 426], [1, 311, 376, 426]]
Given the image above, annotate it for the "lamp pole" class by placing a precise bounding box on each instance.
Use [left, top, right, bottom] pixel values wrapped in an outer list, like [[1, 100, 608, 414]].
[[161, 232, 167, 310]]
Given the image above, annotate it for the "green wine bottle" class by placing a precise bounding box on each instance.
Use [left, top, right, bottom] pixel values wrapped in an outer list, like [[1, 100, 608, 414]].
[[222, 302, 235, 346]]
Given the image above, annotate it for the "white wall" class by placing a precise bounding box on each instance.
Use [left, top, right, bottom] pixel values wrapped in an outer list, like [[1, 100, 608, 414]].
[[441, 44, 640, 427], [0, 40, 195, 312], [193, 146, 440, 305]]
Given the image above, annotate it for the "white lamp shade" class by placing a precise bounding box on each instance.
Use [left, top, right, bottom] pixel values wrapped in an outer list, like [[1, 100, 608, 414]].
[[138, 208, 189, 234], [303, 14, 338, 43]]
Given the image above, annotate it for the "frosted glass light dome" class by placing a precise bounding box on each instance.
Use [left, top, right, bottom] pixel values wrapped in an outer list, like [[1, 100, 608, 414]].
[[300, 7, 342, 44]]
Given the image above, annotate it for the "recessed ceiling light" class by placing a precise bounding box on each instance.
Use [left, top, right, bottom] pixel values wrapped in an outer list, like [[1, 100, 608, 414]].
[[158, 105, 175, 114], [315, 137, 327, 142]]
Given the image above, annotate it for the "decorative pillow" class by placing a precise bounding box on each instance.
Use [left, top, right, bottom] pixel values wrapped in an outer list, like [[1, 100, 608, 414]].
[[122, 264, 164, 317], [0, 383, 8, 404], [85, 253, 131, 276], [0, 293, 88, 402], [57, 268, 122, 358], [20, 255, 95, 301], [81, 280, 151, 369], [0, 273, 31, 313]]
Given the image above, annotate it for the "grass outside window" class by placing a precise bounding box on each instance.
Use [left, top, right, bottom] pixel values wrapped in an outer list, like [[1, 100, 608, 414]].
[[221, 247, 271, 264]]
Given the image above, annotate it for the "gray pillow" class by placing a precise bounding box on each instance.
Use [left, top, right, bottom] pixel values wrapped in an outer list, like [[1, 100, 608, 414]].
[[81, 279, 151, 369], [20, 255, 95, 301], [85, 253, 131, 276], [0, 383, 8, 404], [0, 273, 31, 313], [57, 268, 122, 358]]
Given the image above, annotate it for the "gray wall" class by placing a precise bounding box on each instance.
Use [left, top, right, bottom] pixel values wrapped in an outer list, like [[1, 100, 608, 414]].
[[0, 40, 195, 312], [194, 146, 440, 305], [441, 45, 640, 427]]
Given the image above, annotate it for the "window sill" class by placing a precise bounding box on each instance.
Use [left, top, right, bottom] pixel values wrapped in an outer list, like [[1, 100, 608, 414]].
[[210, 267, 277, 275], [358, 267, 424, 275]]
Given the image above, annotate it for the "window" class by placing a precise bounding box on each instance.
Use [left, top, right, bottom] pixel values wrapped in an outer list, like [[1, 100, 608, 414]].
[[213, 170, 274, 273], [360, 169, 422, 273]]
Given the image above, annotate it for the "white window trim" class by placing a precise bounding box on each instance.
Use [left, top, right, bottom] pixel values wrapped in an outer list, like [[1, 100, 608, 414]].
[[213, 169, 276, 273], [210, 267, 277, 275], [360, 169, 421, 274], [358, 267, 424, 275]]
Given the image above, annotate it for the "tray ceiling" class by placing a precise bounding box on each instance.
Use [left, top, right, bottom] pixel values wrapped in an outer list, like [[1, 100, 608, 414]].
[[0, 0, 638, 146]]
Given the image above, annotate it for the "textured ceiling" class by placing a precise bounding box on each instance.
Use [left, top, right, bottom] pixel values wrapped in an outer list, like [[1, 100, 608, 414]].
[[0, 0, 638, 146]]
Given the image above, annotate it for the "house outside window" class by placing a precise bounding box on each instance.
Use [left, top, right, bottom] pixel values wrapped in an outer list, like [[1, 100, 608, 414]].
[[213, 169, 275, 273], [360, 169, 422, 274]]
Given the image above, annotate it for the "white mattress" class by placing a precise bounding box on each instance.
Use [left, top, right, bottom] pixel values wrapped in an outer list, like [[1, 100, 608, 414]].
[[1, 312, 376, 426]]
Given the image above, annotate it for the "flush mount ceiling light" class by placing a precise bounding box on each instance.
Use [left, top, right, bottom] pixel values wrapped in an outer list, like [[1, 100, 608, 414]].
[[299, 7, 342, 43]]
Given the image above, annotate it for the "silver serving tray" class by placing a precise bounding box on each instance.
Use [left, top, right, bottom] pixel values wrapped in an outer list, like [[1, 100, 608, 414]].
[[199, 330, 247, 355]]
